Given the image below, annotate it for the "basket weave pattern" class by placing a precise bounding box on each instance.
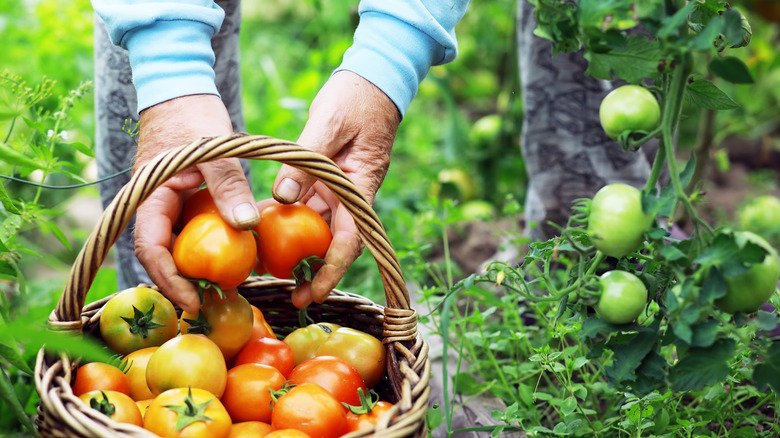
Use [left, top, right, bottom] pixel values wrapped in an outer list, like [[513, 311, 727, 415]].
[[34, 134, 430, 438]]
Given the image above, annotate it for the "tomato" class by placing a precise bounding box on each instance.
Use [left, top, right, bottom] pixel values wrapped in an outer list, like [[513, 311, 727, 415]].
[[346, 400, 395, 432], [254, 203, 332, 280], [738, 195, 780, 246], [71, 362, 130, 397], [587, 183, 653, 258], [79, 390, 143, 427], [123, 346, 158, 401], [265, 430, 311, 438], [180, 291, 254, 360], [283, 322, 341, 366], [136, 399, 153, 419], [288, 356, 367, 407], [143, 387, 231, 438], [234, 337, 296, 377], [715, 231, 780, 314], [315, 327, 386, 388], [599, 84, 661, 139], [250, 304, 277, 340], [145, 334, 227, 397], [181, 187, 219, 226], [271, 383, 347, 438], [220, 363, 286, 423], [595, 270, 648, 325], [228, 421, 273, 438], [99, 287, 178, 355], [173, 212, 257, 291]]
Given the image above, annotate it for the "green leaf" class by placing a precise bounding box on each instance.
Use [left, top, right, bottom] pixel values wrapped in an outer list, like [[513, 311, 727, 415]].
[[0, 259, 15, 278], [585, 35, 664, 83], [66, 141, 94, 158], [689, 319, 719, 348], [0, 315, 34, 375], [708, 56, 754, 84], [0, 183, 21, 215], [669, 339, 735, 391], [684, 76, 739, 110], [0, 367, 37, 435], [753, 342, 780, 393], [605, 330, 658, 386], [657, 1, 698, 39], [0, 142, 44, 170], [39, 220, 71, 251]]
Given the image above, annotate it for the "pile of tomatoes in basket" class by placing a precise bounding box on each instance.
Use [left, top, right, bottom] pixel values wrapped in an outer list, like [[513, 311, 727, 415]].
[[72, 190, 393, 438]]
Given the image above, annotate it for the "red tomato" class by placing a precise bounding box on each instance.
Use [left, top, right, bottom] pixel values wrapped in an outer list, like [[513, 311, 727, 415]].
[[181, 188, 219, 226], [288, 356, 367, 407], [71, 362, 130, 397], [271, 383, 347, 438], [234, 337, 296, 377], [99, 287, 178, 355], [346, 401, 395, 432], [145, 334, 227, 397], [180, 291, 254, 360], [78, 390, 143, 427], [283, 322, 341, 366], [228, 421, 273, 438], [254, 203, 332, 280], [123, 346, 158, 401], [173, 212, 257, 290], [143, 387, 231, 438], [315, 327, 387, 388], [220, 363, 286, 423], [250, 305, 277, 340]]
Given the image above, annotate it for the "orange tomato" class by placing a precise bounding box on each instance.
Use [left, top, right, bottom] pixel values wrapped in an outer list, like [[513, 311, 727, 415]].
[[265, 430, 312, 438], [288, 356, 367, 407], [145, 334, 227, 397], [71, 362, 130, 397], [143, 387, 231, 438], [234, 337, 295, 378], [271, 383, 347, 438], [123, 346, 158, 400], [315, 327, 387, 388], [228, 421, 273, 438], [250, 305, 276, 340], [181, 188, 219, 226], [180, 291, 254, 360], [220, 363, 286, 423], [78, 390, 143, 427]]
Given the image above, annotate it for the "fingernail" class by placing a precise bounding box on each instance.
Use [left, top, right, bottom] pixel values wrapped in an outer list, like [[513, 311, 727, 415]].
[[233, 202, 259, 226], [275, 178, 301, 203]]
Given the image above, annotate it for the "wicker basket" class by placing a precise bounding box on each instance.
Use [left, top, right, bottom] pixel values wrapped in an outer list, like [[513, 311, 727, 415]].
[[34, 134, 430, 438]]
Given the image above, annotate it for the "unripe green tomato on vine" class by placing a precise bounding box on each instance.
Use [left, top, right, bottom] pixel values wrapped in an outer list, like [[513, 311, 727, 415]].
[[715, 231, 780, 314], [587, 183, 653, 258], [599, 85, 661, 139], [595, 270, 648, 325]]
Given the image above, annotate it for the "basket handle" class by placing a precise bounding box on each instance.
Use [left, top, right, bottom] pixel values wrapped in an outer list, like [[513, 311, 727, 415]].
[[50, 134, 411, 327]]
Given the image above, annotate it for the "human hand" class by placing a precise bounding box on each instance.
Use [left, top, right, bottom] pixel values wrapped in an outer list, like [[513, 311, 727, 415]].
[[133, 94, 259, 313], [272, 70, 402, 308]]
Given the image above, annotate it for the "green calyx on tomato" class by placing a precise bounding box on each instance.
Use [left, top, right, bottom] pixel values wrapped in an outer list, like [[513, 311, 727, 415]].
[[85, 391, 117, 417], [595, 270, 648, 325], [715, 231, 780, 314], [165, 387, 217, 432], [587, 183, 653, 259], [599, 84, 661, 140], [120, 305, 167, 337], [99, 287, 178, 355]]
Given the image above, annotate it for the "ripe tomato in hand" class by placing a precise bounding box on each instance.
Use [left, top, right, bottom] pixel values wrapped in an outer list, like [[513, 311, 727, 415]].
[[283, 322, 341, 366], [181, 187, 219, 226], [288, 356, 367, 407], [587, 183, 653, 258], [315, 327, 387, 388], [715, 231, 780, 314], [234, 337, 296, 377], [78, 390, 143, 427], [144, 387, 231, 438], [599, 84, 661, 139], [71, 362, 130, 397], [595, 270, 648, 325], [145, 334, 227, 397], [173, 212, 257, 291], [271, 382, 347, 438], [255, 203, 332, 280], [99, 287, 178, 355], [221, 363, 286, 423], [180, 291, 254, 360]]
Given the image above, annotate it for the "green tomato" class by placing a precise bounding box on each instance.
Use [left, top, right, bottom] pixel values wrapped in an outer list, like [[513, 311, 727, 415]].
[[715, 231, 780, 314], [738, 195, 780, 245], [587, 183, 653, 258], [595, 270, 648, 325], [599, 85, 661, 139]]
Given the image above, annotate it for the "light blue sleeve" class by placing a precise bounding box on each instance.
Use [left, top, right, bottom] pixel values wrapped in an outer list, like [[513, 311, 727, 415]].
[[336, 0, 471, 118], [91, 0, 224, 112]]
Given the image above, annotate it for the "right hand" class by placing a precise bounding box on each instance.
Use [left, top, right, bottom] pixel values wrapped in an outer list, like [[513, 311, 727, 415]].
[[132, 94, 259, 313]]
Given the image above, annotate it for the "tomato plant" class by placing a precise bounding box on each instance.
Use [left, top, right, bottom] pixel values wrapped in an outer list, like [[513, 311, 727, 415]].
[[220, 363, 286, 423], [143, 387, 231, 438], [283, 322, 341, 365], [254, 202, 332, 281], [180, 291, 254, 360], [599, 84, 661, 140], [715, 231, 780, 314], [234, 336, 296, 377], [145, 334, 227, 397], [123, 346, 158, 401], [587, 183, 653, 258], [315, 327, 386, 388], [173, 212, 257, 292], [288, 356, 367, 407], [79, 390, 143, 427], [99, 287, 178, 355], [271, 382, 347, 438], [595, 270, 649, 325], [71, 362, 130, 397]]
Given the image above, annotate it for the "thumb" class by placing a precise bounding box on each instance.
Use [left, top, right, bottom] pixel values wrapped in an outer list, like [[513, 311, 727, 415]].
[[197, 157, 260, 230]]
